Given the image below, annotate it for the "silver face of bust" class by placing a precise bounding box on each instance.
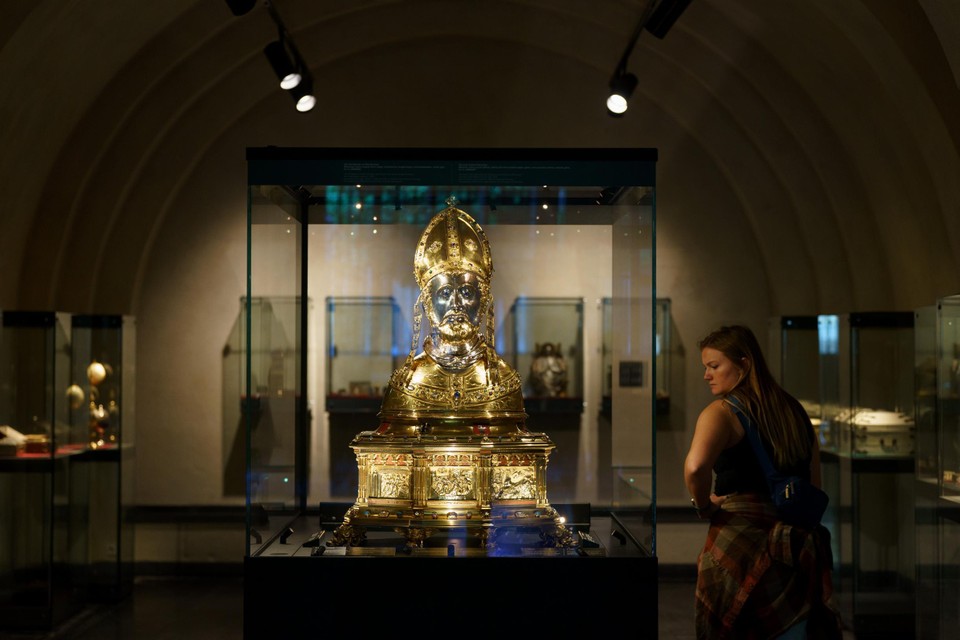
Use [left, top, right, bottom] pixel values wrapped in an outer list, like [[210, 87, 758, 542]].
[[427, 271, 482, 345]]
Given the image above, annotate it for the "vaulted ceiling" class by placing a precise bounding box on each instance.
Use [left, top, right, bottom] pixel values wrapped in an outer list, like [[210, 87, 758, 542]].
[[2, 0, 958, 315]]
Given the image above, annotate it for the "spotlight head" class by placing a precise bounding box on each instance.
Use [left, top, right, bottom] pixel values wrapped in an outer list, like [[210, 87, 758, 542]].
[[606, 72, 638, 116], [281, 72, 302, 91], [291, 76, 316, 113], [225, 0, 257, 16], [263, 40, 302, 90]]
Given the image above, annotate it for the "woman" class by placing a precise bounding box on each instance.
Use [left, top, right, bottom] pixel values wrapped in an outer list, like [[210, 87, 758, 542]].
[[684, 325, 841, 639]]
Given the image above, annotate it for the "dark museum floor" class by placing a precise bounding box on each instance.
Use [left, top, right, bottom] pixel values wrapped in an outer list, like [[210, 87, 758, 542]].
[[1, 571, 867, 639], [2, 573, 705, 640]]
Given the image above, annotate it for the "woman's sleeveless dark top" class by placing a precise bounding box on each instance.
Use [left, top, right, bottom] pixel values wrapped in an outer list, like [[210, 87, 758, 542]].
[[714, 437, 767, 495], [714, 399, 814, 496]]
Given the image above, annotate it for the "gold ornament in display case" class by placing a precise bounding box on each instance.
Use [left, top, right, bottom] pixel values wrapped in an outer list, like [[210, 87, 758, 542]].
[[329, 199, 574, 552], [66, 359, 119, 449]]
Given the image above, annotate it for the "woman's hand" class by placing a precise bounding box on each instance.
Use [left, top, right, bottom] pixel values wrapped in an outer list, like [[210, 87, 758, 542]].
[[691, 493, 726, 519]]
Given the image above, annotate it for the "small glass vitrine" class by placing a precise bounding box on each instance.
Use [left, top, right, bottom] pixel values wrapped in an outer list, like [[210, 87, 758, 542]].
[[915, 306, 939, 487], [324, 296, 404, 499], [915, 294, 960, 639], [601, 297, 670, 412], [240, 294, 305, 542], [499, 296, 584, 500], [654, 298, 671, 414], [935, 295, 960, 639], [818, 314, 842, 453], [939, 295, 960, 503], [0, 311, 76, 630], [816, 314, 843, 581], [222, 297, 302, 498], [325, 296, 404, 412], [769, 316, 821, 424], [502, 296, 583, 413], [243, 148, 658, 634], [914, 303, 940, 640], [599, 297, 668, 507], [66, 314, 135, 602], [930, 511, 960, 639], [822, 312, 916, 637]]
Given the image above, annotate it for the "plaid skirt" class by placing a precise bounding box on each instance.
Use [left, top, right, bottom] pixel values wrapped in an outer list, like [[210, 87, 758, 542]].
[[694, 493, 842, 639]]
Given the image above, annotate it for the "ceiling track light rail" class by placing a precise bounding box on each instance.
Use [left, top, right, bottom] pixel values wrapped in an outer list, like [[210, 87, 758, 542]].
[[606, 0, 692, 117], [234, 0, 317, 112]]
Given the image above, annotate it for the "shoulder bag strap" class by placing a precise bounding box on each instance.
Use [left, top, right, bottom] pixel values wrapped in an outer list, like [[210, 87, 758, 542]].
[[723, 395, 779, 479]]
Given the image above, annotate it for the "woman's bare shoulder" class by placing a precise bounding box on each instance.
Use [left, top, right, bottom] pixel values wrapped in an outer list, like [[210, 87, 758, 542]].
[[698, 398, 732, 420], [697, 398, 741, 433]]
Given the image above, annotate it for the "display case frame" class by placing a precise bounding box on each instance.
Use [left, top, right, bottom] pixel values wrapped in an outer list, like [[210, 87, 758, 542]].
[[768, 315, 821, 424], [243, 147, 659, 633], [324, 296, 404, 414], [502, 296, 584, 414], [819, 311, 916, 638], [915, 295, 960, 639], [914, 303, 940, 639], [939, 295, 960, 504], [926, 295, 960, 638], [601, 297, 671, 413], [599, 297, 669, 507], [324, 295, 404, 499], [67, 314, 136, 602], [0, 311, 77, 631], [222, 296, 304, 499], [915, 306, 939, 488]]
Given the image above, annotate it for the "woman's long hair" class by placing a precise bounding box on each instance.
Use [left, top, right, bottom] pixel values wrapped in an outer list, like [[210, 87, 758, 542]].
[[698, 325, 812, 468]]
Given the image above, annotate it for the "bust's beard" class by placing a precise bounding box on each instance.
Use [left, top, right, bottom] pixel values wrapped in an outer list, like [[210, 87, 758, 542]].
[[425, 321, 483, 371], [438, 319, 476, 344]]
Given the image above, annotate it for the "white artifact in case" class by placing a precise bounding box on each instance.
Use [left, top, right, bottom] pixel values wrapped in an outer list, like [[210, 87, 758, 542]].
[[0, 425, 27, 456], [848, 409, 915, 456]]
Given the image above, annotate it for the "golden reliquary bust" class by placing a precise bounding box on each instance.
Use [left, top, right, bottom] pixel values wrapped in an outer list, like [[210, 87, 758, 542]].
[[378, 199, 525, 431], [329, 199, 573, 551]]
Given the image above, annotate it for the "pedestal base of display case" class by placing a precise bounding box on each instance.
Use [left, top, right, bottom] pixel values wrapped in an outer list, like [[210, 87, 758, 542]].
[[245, 553, 657, 635], [244, 509, 656, 636]]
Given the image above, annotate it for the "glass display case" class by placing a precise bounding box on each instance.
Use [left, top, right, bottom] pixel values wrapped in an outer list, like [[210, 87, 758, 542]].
[[769, 316, 821, 425], [222, 297, 303, 498], [850, 314, 916, 459], [932, 514, 960, 638], [600, 297, 669, 507], [915, 303, 940, 639], [241, 293, 305, 543], [816, 314, 843, 592], [601, 297, 670, 417], [654, 298, 671, 414], [932, 294, 960, 638], [500, 297, 583, 499], [914, 304, 940, 640], [244, 148, 658, 634], [501, 296, 583, 413], [0, 311, 76, 631], [916, 294, 960, 639], [325, 296, 404, 412], [940, 294, 960, 502], [915, 306, 939, 486], [325, 296, 403, 499], [818, 314, 841, 453], [67, 314, 135, 601], [819, 312, 915, 637]]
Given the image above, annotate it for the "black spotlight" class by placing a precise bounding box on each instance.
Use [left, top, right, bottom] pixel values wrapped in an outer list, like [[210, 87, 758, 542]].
[[606, 72, 638, 116], [224, 0, 257, 17], [263, 40, 302, 90]]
